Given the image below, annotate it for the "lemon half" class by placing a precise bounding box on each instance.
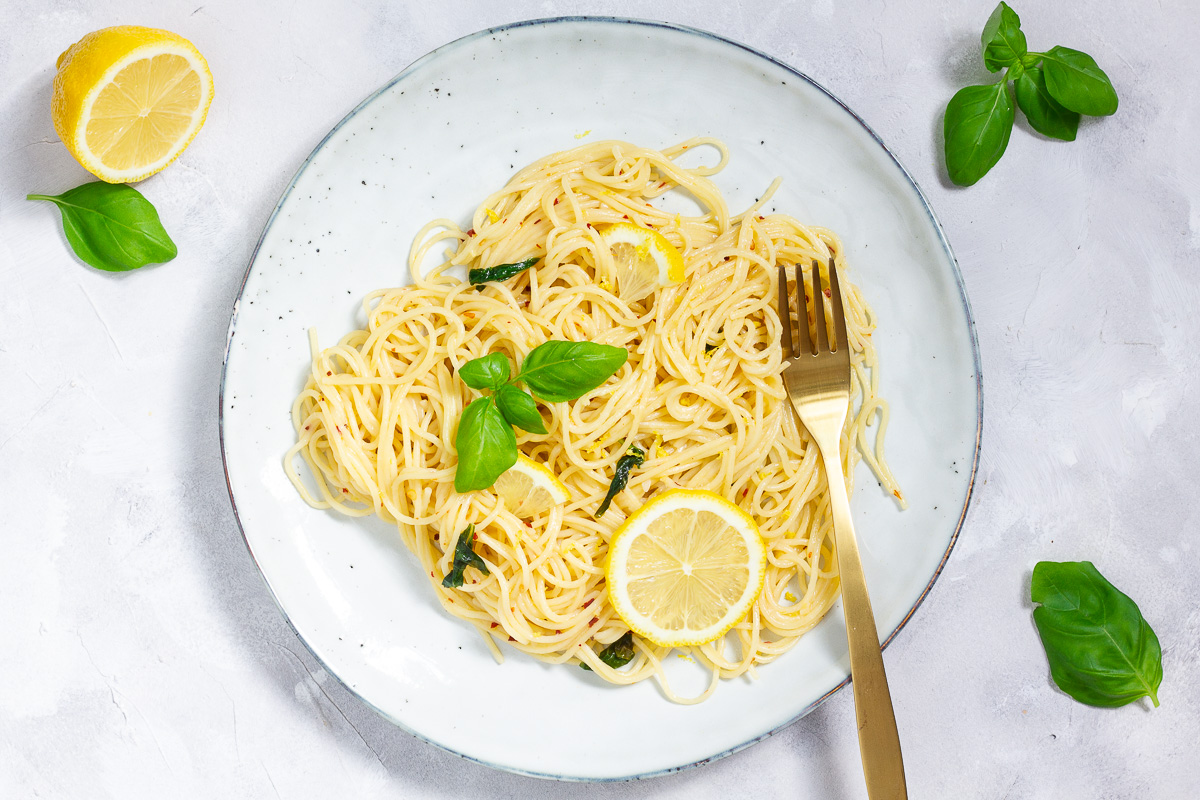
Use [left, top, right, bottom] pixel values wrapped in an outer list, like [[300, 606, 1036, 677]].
[[52, 26, 214, 183], [598, 222, 685, 302], [605, 489, 766, 647], [493, 454, 571, 517]]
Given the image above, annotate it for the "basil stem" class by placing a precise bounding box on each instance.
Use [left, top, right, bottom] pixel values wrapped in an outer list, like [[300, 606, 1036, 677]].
[[468, 256, 538, 285], [595, 444, 645, 518]]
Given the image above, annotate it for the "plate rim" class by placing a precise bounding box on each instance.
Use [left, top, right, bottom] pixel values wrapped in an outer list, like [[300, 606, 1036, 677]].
[[218, 14, 983, 782]]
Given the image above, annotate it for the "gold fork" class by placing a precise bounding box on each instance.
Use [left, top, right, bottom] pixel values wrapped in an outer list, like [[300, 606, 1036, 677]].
[[777, 258, 907, 800]]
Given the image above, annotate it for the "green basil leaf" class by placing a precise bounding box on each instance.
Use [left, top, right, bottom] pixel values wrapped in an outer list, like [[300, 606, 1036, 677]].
[[27, 182, 177, 272], [943, 81, 1015, 186], [1041, 46, 1118, 116], [981, 2, 1027, 72], [494, 384, 547, 434], [581, 631, 637, 671], [468, 256, 539, 285], [595, 444, 645, 518], [458, 352, 511, 391], [1015, 66, 1080, 141], [441, 524, 490, 588], [453, 397, 517, 493], [516, 341, 628, 403], [1031, 561, 1162, 708]]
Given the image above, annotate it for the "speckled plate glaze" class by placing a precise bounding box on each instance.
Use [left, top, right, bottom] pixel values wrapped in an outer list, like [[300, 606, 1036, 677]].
[[220, 17, 981, 781]]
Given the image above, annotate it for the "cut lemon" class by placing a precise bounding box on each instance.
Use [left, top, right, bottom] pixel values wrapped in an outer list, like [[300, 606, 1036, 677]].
[[597, 222, 685, 303], [605, 489, 766, 647], [493, 454, 570, 517], [52, 26, 214, 183]]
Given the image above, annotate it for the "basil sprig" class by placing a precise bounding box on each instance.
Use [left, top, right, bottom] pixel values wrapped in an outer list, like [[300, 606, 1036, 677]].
[[27, 182, 177, 271], [943, 2, 1118, 185], [469, 256, 538, 286], [453, 340, 628, 492], [1031, 561, 1162, 708], [441, 524, 490, 588], [595, 444, 646, 518], [580, 631, 636, 671]]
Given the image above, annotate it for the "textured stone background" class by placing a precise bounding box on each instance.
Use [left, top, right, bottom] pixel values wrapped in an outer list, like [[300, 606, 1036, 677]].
[[2, 1, 1197, 797]]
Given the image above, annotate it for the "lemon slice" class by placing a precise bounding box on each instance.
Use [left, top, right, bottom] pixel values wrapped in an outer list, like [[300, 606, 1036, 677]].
[[493, 454, 570, 517], [598, 222, 685, 303], [52, 26, 215, 183], [605, 489, 766, 647]]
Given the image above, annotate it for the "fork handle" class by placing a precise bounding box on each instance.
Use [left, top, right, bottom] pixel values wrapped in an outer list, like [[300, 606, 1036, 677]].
[[820, 445, 908, 800]]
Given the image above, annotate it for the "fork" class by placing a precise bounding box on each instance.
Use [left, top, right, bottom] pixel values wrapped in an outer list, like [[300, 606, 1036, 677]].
[[777, 258, 907, 800]]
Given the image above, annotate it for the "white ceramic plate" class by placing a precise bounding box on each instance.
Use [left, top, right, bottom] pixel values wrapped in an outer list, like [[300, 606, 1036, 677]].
[[221, 17, 981, 781]]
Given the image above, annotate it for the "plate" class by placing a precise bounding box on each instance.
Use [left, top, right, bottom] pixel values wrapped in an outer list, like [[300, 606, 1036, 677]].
[[220, 17, 981, 781]]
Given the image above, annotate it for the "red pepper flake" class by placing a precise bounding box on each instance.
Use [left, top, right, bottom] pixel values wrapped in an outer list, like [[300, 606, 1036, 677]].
[[490, 622, 499, 629], [622, 214, 629, 219], [430, 571, 435, 578], [555, 630, 561, 635], [433, 533, 439, 541], [586, 222, 593, 228], [326, 371, 332, 376], [534, 218, 541, 224], [553, 198, 560, 205], [335, 425, 342, 433], [508, 636, 515, 642], [589, 616, 599, 626], [824, 288, 832, 298], [535, 243, 542, 248], [342, 488, 349, 493], [582, 597, 594, 609], [304, 425, 310, 430], [758, 215, 765, 221]]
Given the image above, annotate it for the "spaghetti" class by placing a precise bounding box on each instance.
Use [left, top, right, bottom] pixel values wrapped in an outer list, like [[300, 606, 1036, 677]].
[[284, 138, 903, 702]]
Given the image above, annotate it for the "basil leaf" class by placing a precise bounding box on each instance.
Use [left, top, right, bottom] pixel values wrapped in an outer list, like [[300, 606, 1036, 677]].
[[580, 631, 637, 671], [1031, 561, 1162, 708], [458, 352, 511, 391], [468, 256, 539, 285], [943, 81, 1015, 186], [1015, 66, 1080, 141], [27, 182, 177, 272], [981, 2, 1026, 72], [595, 444, 645, 518], [517, 341, 628, 403], [495, 384, 547, 434], [1041, 46, 1118, 116], [453, 397, 517, 493], [441, 524, 490, 588]]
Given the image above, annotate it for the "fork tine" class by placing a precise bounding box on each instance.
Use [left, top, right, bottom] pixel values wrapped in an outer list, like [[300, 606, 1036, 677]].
[[827, 255, 848, 352], [794, 263, 813, 356], [811, 259, 828, 353], [777, 265, 794, 357]]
